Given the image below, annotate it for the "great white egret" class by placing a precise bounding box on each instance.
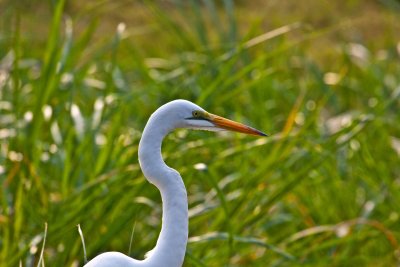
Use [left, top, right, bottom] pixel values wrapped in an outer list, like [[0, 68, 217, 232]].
[[84, 99, 266, 267]]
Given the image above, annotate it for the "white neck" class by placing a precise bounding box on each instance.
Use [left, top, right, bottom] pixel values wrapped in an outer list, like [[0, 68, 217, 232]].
[[137, 112, 188, 267], [84, 103, 190, 267]]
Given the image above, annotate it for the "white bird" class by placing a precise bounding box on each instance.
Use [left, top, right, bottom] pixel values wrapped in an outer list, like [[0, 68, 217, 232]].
[[84, 99, 266, 267]]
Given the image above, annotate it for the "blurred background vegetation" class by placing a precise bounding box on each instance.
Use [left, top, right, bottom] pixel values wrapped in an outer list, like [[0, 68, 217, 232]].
[[1, 0, 400, 266]]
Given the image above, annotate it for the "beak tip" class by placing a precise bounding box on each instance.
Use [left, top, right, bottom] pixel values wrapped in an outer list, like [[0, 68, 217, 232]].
[[257, 131, 268, 137]]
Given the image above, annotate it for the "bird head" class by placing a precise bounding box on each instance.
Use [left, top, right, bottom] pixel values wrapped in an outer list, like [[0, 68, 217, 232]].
[[158, 99, 267, 136]]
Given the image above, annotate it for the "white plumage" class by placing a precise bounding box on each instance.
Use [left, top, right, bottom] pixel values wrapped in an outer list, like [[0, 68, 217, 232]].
[[84, 100, 266, 267]]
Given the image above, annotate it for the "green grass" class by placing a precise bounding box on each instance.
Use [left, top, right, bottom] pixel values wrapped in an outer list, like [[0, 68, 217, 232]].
[[1, 0, 400, 266]]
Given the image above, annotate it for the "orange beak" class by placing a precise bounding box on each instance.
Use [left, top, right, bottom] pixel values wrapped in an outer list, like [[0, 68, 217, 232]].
[[208, 113, 267, 137]]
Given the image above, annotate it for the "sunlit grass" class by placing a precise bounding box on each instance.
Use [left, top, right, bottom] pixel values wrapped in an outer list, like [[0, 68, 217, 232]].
[[1, 0, 400, 266]]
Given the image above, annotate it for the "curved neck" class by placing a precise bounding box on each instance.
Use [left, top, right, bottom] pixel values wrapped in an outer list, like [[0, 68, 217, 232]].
[[138, 115, 188, 267]]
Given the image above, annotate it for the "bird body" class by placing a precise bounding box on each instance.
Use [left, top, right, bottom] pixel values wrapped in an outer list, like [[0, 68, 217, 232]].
[[84, 100, 266, 267]]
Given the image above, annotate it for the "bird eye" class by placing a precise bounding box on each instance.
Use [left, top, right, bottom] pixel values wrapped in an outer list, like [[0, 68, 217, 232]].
[[192, 110, 201, 117]]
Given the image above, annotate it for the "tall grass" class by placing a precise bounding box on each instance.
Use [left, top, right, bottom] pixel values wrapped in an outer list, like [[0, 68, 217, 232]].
[[1, 0, 399, 266]]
